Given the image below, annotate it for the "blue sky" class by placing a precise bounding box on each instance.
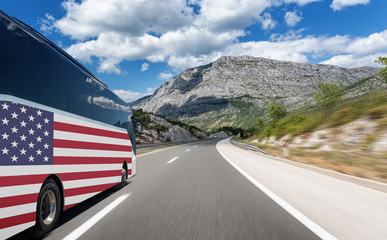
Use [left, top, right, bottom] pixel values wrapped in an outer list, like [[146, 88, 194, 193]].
[[1, 0, 386, 102]]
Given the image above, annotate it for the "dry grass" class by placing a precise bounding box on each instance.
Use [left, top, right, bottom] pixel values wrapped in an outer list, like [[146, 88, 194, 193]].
[[248, 142, 387, 183]]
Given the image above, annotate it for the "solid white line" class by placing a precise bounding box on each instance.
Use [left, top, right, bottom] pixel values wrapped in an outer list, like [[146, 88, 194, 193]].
[[167, 157, 179, 164], [63, 193, 130, 240], [185, 149, 191, 152], [216, 140, 337, 240]]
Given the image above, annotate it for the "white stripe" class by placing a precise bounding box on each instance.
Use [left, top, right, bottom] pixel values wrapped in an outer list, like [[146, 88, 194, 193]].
[[1, 184, 41, 198], [65, 192, 100, 206], [54, 148, 132, 158], [216, 141, 337, 240], [185, 149, 191, 152], [63, 176, 120, 189], [54, 114, 126, 134], [54, 130, 132, 146], [0, 202, 36, 219], [0, 221, 35, 240], [167, 157, 179, 164], [0, 164, 121, 177], [63, 194, 130, 240]]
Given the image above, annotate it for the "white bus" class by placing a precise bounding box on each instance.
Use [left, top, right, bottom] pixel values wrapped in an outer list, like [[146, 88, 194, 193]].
[[0, 10, 138, 239]]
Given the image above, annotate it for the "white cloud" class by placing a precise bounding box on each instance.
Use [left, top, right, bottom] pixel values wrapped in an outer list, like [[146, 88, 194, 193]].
[[158, 72, 174, 81], [272, 0, 322, 6], [113, 88, 155, 103], [258, 12, 277, 30], [45, 0, 384, 73], [270, 29, 305, 41], [141, 63, 150, 71], [224, 30, 387, 68], [320, 54, 384, 68], [330, 0, 370, 11], [284, 11, 303, 27]]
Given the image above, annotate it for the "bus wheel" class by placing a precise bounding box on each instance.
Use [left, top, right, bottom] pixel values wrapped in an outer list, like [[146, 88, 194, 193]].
[[118, 168, 127, 189], [35, 178, 61, 234]]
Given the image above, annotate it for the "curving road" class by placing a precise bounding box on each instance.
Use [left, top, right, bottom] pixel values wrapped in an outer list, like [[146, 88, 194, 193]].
[[25, 139, 321, 240]]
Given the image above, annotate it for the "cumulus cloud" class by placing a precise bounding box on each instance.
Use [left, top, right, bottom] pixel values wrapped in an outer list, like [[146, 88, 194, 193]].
[[141, 63, 150, 71], [113, 88, 155, 103], [330, 0, 370, 11], [157, 72, 174, 81], [44, 0, 384, 73], [224, 30, 387, 68], [284, 11, 303, 27], [258, 12, 277, 30]]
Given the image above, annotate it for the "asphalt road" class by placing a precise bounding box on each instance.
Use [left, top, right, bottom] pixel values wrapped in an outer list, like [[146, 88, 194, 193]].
[[17, 139, 320, 240]]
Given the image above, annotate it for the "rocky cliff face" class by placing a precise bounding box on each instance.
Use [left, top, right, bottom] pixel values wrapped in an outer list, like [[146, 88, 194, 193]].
[[134, 56, 380, 131], [136, 113, 207, 144]]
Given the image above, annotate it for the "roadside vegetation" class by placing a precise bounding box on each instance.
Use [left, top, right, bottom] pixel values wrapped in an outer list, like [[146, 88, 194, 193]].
[[234, 58, 387, 183]]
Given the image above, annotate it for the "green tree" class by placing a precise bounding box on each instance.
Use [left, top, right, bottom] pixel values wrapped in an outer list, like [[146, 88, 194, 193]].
[[375, 57, 387, 82], [313, 82, 342, 114], [267, 102, 287, 121]]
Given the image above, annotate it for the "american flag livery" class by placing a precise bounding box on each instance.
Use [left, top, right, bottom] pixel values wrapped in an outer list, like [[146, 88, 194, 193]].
[[0, 100, 134, 239]]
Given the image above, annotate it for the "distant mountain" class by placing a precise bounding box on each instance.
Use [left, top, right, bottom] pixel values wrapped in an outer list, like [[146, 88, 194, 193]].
[[133, 56, 380, 131]]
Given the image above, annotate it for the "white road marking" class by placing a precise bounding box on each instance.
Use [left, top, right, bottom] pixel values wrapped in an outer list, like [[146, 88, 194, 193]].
[[185, 149, 191, 152], [216, 140, 337, 240], [194, 145, 198, 148], [167, 157, 179, 164], [63, 193, 131, 240]]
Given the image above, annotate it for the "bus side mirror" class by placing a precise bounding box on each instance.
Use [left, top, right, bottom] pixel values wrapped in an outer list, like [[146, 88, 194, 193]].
[[137, 123, 142, 134]]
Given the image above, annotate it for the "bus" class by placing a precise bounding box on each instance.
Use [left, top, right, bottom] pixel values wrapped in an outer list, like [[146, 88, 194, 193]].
[[0, 10, 138, 239]]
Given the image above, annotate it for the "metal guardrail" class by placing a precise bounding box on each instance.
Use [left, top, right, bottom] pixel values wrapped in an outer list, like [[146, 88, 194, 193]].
[[230, 139, 269, 155]]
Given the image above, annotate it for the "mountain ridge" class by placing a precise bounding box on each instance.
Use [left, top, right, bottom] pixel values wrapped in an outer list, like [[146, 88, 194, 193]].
[[133, 56, 380, 131]]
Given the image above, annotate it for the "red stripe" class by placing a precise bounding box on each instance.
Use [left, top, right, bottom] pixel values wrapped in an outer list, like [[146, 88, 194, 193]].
[[54, 139, 132, 152], [54, 121, 129, 140], [0, 175, 46, 187], [0, 193, 39, 208], [65, 183, 117, 197], [0, 212, 35, 229], [58, 170, 121, 181], [64, 203, 77, 210], [128, 169, 132, 175], [54, 156, 131, 164], [0, 170, 120, 187]]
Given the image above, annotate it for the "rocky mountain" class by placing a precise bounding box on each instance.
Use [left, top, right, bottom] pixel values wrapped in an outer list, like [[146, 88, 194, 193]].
[[134, 56, 380, 131], [133, 110, 208, 144]]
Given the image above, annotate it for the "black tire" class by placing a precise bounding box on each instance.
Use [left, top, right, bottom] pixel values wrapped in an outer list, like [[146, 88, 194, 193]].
[[116, 168, 127, 190], [35, 178, 61, 234]]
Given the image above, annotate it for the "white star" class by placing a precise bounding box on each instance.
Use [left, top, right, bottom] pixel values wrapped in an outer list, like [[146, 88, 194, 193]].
[[43, 143, 49, 149], [28, 155, 34, 162], [20, 106, 27, 113], [11, 112, 18, 119], [2, 118, 9, 125], [36, 110, 42, 116], [44, 156, 49, 162], [11, 141, 18, 147], [20, 148, 27, 155], [36, 136, 42, 142], [44, 118, 50, 124], [43, 131, 49, 136], [28, 115, 35, 122], [11, 155, 18, 162], [11, 126, 18, 133], [36, 149, 42, 155], [1, 132, 9, 140], [28, 142, 35, 148], [1, 147, 9, 155], [28, 128, 35, 135], [20, 120, 27, 127], [2, 102, 9, 110], [36, 123, 42, 129], [20, 134, 27, 141]]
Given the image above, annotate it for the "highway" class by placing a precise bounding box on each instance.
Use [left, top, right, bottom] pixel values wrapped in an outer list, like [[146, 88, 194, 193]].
[[11, 138, 387, 239]]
